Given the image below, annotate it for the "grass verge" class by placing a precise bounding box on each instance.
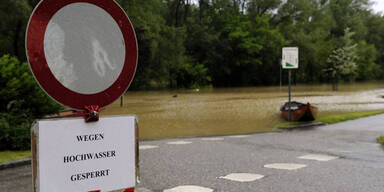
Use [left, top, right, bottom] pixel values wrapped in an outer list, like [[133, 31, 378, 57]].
[[276, 110, 384, 128], [377, 136, 384, 145], [317, 110, 384, 124], [0, 151, 31, 163]]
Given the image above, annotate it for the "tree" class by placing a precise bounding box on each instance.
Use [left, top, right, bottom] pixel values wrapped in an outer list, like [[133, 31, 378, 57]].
[[247, 0, 282, 17], [164, 0, 191, 27], [0, 0, 32, 61], [329, 0, 370, 40], [355, 40, 380, 80], [365, 13, 384, 79], [326, 28, 358, 90], [276, 0, 336, 83], [1, 0, 382, 90]]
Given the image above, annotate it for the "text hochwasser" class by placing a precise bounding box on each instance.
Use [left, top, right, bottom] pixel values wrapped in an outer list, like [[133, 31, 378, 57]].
[[64, 150, 116, 163]]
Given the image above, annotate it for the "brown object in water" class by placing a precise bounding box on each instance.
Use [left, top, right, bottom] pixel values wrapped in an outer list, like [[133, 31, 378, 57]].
[[280, 102, 318, 121]]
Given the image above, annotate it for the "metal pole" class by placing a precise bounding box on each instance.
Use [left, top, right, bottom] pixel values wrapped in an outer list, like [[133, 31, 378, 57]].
[[280, 61, 282, 89], [288, 70, 291, 121], [120, 95, 124, 107]]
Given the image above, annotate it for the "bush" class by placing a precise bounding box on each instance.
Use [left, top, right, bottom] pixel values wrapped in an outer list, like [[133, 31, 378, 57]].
[[0, 112, 30, 150], [377, 136, 384, 146], [0, 55, 62, 150]]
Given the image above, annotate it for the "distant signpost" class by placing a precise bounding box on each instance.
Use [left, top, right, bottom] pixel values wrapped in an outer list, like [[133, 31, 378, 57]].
[[282, 47, 299, 121], [282, 47, 299, 69], [26, 0, 138, 192]]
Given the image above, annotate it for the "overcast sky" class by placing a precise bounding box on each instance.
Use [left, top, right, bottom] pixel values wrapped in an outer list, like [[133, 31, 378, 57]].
[[371, 0, 384, 14]]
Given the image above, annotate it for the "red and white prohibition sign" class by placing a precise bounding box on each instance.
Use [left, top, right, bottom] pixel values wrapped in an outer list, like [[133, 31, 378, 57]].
[[26, 0, 138, 112], [26, 0, 137, 191]]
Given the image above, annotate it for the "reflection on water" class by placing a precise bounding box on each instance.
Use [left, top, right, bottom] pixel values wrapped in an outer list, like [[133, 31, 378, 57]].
[[104, 82, 384, 140]]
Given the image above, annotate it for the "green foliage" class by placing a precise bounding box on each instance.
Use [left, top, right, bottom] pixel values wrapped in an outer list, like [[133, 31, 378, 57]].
[[0, 112, 31, 150], [356, 41, 381, 80], [365, 13, 384, 79], [118, 0, 210, 89], [2, 0, 384, 90], [326, 28, 358, 89], [0, 0, 32, 60], [276, 0, 336, 83], [247, 0, 282, 17], [0, 55, 62, 150], [0, 55, 62, 117], [377, 136, 384, 145]]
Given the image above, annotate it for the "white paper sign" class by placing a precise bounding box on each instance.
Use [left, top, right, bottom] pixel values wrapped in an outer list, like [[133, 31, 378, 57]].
[[35, 116, 136, 192], [282, 47, 299, 69]]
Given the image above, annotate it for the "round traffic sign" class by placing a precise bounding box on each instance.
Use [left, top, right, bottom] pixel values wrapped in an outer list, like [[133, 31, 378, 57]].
[[26, 0, 137, 110]]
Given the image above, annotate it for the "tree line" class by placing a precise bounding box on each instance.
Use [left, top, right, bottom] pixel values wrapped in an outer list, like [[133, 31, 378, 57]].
[[2, 0, 384, 90]]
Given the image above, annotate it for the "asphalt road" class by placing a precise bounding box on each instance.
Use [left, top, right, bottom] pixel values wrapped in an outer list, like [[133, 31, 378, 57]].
[[1, 114, 384, 192]]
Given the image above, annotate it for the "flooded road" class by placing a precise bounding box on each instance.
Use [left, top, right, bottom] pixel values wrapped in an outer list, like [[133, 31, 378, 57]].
[[103, 82, 384, 140]]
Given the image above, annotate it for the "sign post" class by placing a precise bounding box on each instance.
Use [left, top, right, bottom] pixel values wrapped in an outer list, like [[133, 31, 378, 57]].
[[282, 47, 299, 121], [26, 0, 138, 191], [279, 59, 282, 89]]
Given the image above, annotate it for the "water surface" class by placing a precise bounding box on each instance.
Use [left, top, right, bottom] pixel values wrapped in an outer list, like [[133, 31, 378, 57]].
[[104, 82, 384, 140]]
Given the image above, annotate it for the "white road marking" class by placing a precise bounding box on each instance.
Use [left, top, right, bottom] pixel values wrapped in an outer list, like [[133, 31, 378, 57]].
[[228, 135, 249, 138], [167, 141, 192, 145], [139, 145, 159, 150], [298, 154, 339, 161], [264, 163, 307, 170], [201, 137, 224, 141], [219, 173, 264, 182], [163, 185, 213, 192]]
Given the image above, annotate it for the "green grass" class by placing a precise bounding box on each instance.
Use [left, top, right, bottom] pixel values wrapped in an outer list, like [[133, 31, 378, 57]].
[[317, 110, 384, 124], [276, 110, 384, 128], [377, 136, 384, 145], [0, 151, 31, 163]]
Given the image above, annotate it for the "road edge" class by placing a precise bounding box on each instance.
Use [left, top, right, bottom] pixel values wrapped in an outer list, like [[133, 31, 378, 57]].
[[0, 158, 31, 170], [277, 122, 327, 130]]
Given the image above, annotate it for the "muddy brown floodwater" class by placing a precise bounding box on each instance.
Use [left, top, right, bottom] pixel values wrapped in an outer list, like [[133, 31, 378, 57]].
[[103, 82, 384, 140]]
